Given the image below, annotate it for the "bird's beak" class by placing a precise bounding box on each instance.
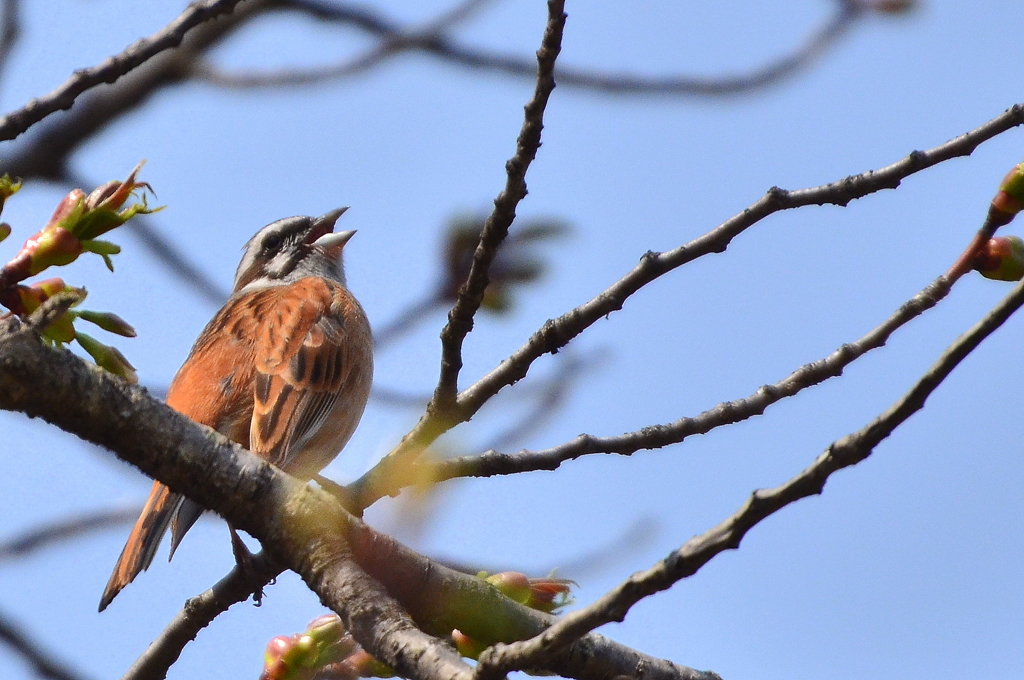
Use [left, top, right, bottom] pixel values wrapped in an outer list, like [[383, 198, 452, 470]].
[[310, 207, 354, 256]]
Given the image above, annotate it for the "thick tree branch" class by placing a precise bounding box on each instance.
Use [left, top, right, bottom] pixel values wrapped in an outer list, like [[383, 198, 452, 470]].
[[352, 102, 1024, 508], [0, 320, 716, 680], [474, 268, 1024, 678], [0, 319, 470, 680]]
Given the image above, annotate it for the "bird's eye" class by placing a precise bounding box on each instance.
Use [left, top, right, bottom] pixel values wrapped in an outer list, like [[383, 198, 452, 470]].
[[263, 234, 283, 251]]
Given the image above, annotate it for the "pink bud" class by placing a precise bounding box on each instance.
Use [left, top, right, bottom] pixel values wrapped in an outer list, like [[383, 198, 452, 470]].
[[264, 635, 293, 666], [451, 629, 487, 660], [485, 571, 532, 604], [306, 614, 345, 644], [26, 227, 83, 274], [974, 235, 1024, 281]]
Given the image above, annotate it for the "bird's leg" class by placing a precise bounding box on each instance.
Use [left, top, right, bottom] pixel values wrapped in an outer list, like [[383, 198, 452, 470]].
[[229, 525, 265, 605]]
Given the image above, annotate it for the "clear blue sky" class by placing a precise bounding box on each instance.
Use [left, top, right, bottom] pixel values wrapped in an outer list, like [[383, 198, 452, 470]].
[[1, 1, 1022, 679]]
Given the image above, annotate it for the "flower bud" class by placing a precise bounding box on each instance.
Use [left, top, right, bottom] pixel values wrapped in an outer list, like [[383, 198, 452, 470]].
[[75, 332, 138, 383], [451, 629, 487, 660], [485, 571, 533, 604], [26, 227, 83, 275], [44, 190, 87, 233], [306, 613, 346, 646], [261, 635, 296, 680], [987, 163, 1024, 229], [0, 223, 10, 243], [974, 235, 1024, 281], [75, 162, 159, 240], [14, 279, 80, 342], [484, 571, 574, 613], [75, 309, 136, 337]]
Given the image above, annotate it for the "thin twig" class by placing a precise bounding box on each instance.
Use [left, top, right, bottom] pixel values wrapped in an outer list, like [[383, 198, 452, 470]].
[[432, 0, 566, 410], [0, 0, 21, 84], [483, 349, 591, 452], [434, 274, 952, 480], [121, 552, 283, 680], [372, 293, 444, 348], [205, 0, 862, 95], [199, 0, 493, 87], [0, 609, 90, 680], [0, 0, 246, 142], [351, 103, 1024, 509], [474, 268, 1024, 678], [0, 507, 140, 561]]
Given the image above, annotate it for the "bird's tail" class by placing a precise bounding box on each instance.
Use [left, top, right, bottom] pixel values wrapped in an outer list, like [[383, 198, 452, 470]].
[[98, 481, 183, 611]]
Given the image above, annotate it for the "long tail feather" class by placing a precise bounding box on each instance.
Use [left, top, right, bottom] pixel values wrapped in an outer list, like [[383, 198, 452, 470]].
[[98, 481, 182, 611]]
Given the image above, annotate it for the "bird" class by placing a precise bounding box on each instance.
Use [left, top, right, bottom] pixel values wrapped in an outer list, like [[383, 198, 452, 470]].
[[99, 207, 373, 612]]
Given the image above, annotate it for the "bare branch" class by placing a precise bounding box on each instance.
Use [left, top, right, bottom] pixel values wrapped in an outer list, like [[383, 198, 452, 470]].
[[434, 273, 953, 480], [352, 103, 1024, 508], [0, 2, 264, 305], [0, 0, 21, 83], [122, 552, 283, 680], [0, 320, 717, 680], [432, 0, 566, 409], [474, 269, 1024, 678], [0, 609, 90, 680], [0, 506, 140, 561], [0, 318, 472, 680], [0, 0, 248, 143], [204, 0, 863, 96], [1, 2, 265, 180], [456, 104, 1024, 418]]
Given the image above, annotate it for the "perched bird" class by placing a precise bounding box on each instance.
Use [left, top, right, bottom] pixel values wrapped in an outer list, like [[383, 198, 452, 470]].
[[99, 208, 373, 611]]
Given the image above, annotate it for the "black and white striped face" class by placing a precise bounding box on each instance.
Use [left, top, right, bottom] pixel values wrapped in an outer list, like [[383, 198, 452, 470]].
[[232, 208, 352, 294]]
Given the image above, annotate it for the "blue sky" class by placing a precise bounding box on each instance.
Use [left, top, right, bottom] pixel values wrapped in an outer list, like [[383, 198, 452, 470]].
[[1, 1, 1022, 679]]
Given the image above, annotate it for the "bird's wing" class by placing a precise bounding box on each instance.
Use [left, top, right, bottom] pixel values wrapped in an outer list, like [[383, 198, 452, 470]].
[[248, 278, 353, 471]]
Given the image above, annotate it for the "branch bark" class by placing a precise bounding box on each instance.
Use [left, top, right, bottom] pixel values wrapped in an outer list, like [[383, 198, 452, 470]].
[[0, 319, 717, 680], [0, 0, 247, 143], [352, 102, 1024, 507], [473, 265, 1024, 678], [432, 0, 566, 409]]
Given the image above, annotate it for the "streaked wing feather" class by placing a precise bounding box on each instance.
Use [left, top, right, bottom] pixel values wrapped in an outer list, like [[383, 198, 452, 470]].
[[250, 279, 350, 471]]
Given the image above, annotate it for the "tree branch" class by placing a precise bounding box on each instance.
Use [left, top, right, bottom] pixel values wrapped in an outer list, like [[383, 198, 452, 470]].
[[352, 102, 1024, 508], [0, 319, 716, 680], [433, 273, 952, 480], [0, 318, 470, 680], [474, 266, 1024, 678], [0, 506, 140, 561], [0, 0, 248, 143], [208, 0, 863, 96], [0, 608, 90, 680], [121, 551, 283, 680], [432, 0, 565, 410]]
